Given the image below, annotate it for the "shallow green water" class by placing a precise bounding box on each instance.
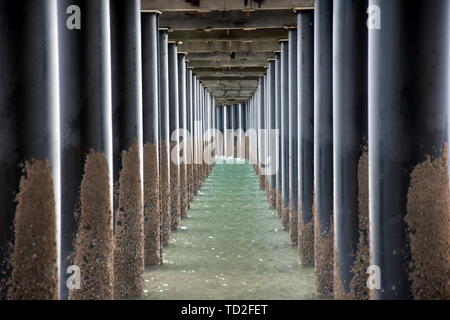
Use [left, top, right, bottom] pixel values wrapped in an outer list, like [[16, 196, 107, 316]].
[[144, 163, 316, 300]]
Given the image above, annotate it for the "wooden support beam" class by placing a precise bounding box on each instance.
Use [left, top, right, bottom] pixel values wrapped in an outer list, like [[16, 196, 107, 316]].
[[195, 70, 265, 77], [213, 96, 252, 100], [188, 59, 269, 68], [200, 76, 260, 81], [202, 79, 259, 85], [142, 0, 315, 11], [204, 82, 258, 87], [193, 67, 266, 73], [194, 67, 266, 78], [215, 99, 250, 106], [210, 90, 255, 96], [187, 52, 274, 60], [168, 29, 288, 41], [207, 87, 258, 93], [178, 40, 280, 52], [160, 10, 297, 30], [205, 85, 258, 92]]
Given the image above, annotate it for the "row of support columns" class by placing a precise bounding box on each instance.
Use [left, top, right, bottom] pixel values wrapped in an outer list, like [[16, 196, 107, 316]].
[[214, 103, 248, 161], [0, 4, 215, 300], [0, 0, 449, 302], [238, 0, 450, 300]]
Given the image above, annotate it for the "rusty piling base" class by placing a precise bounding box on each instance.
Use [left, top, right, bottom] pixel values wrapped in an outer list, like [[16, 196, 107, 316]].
[[405, 146, 450, 300], [113, 142, 145, 299], [160, 143, 171, 247], [179, 164, 188, 220], [314, 215, 334, 296], [276, 192, 282, 218], [298, 219, 315, 266], [188, 164, 194, 203], [334, 151, 371, 300], [281, 204, 290, 232], [267, 188, 277, 209], [8, 159, 58, 300], [169, 166, 180, 232], [169, 142, 181, 231], [70, 151, 114, 300], [259, 175, 266, 190], [290, 203, 298, 246]]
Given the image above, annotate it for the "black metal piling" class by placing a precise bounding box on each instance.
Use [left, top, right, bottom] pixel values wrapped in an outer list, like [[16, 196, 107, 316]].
[[59, 0, 114, 300], [258, 78, 266, 190], [0, 0, 60, 300], [240, 104, 249, 160], [234, 104, 241, 159], [192, 72, 198, 199], [202, 85, 209, 182], [267, 61, 277, 208], [198, 84, 205, 182], [216, 106, 225, 159], [230, 105, 237, 158], [168, 43, 181, 231], [369, 0, 450, 300], [225, 105, 234, 159], [158, 29, 171, 247], [333, 0, 368, 300], [141, 11, 161, 267], [264, 79, 268, 183], [288, 29, 299, 246], [110, 0, 144, 299], [252, 97, 258, 167], [178, 53, 188, 220], [275, 53, 283, 217], [280, 41, 290, 232], [186, 69, 194, 203], [313, 0, 335, 297], [193, 77, 201, 193], [201, 86, 207, 181], [297, 10, 315, 267], [251, 92, 256, 166]]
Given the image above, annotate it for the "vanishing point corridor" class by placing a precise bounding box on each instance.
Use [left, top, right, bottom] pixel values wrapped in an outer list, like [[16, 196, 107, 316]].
[[144, 163, 316, 300], [1, 0, 449, 303]]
